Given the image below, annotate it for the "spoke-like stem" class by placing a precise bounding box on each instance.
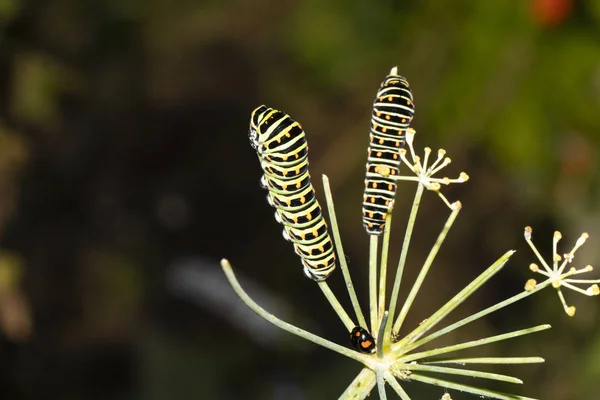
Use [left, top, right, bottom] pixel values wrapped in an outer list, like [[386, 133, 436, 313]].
[[404, 279, 552, 353], [377, 311, 389, 359], [338, 368, 377, 400], [317, 281, 355, 331], [385, 183, 425, 345], [409, 373, 538, 400], [424, 357, 544, 365], [403, 363, 523, 384], [393, 250, 515, 351], [370, 235, 379, 333], [221, 259, 372, 365], [384, 372, 411, 400], [397, 324, 551, 364], [378, 210, 393, 327], [322, 175, 368, 329], [377, 369, 388, 400], [393, 206, 461, 333]]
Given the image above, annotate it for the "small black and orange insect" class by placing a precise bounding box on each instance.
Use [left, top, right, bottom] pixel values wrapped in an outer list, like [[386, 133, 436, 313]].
[[350, 326, 376, 353]]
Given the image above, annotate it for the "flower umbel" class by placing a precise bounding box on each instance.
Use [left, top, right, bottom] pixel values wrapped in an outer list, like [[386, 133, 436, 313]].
[[524, 226, 600, 316], [394, 128, 469, 210]]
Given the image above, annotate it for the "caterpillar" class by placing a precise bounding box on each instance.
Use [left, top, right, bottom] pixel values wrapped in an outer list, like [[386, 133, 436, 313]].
[[249, 105, 336, 281], [362, 67, 415, 235]]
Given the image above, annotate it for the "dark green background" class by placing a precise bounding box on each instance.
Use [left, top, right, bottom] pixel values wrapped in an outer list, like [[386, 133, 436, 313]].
[[0, 0, 599, 399]]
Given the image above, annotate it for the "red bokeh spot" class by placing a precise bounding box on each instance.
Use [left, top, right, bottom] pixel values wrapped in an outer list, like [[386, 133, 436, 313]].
[[532, 0, 573, 27]]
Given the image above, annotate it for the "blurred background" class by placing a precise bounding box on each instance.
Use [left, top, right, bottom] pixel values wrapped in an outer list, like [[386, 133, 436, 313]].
[[0, 0, 599, 399]]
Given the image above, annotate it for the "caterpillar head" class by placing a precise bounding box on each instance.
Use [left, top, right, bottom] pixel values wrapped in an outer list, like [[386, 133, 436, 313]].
[[249, 105, 270, 151]]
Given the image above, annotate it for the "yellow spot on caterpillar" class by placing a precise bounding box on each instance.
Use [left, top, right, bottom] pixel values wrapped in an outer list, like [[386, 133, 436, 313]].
[[374, 165, 391, 177], [388, 184, 393, 190], [388, 96, 392, 101], [385, 115, 391, 120], [379, 139, 384, 144]]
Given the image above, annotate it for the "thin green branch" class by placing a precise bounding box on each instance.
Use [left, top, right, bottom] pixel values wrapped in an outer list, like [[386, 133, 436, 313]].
[[377, 369, 388, 400], [409, 373, 538, 400], [393, 250, 515, 351], [220, 259, 372, 365], [385, 183, 425, 346], [338, 368, 377, 400], [370, 235, 379, 333], [404, 279, 552, 353], [378, 210, 393, 326], [322, 174, 368, 329], [397, 324, 551, 364], [317, 281, 355, 331], [402, 363, 523, 384], [377, 311, 389, 359], [424, 357, 544, 365], [384, 372, 412, 400], [393, 206, 461, 333]]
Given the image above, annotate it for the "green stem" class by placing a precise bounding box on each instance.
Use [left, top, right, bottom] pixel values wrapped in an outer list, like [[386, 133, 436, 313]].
[[384, 372, 411, 400], [393, 250, 515, 352], [403, 363, 522, 384], [220, 259, 371, 365], [338, 368, 377, 400], [408, 373, 538, 400], [322, 175, 368, 329], [404, 279, 552, 353], [396, 324, 551, 363], [317, 281, 355, 331], [369, 235, 379, 333], [385, 184, 424, 343], [393, 206, 460, 333], [376, 369, 388, 400], [424, 357, 544, 365], [378, 210, 393, 329]]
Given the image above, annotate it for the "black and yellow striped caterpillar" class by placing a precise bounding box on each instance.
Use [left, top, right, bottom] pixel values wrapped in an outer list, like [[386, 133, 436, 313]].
[[362, 68, 415, 235], [249, 105, 336, 281]]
